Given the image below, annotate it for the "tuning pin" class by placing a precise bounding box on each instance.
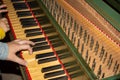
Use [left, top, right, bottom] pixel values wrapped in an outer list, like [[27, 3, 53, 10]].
[[108, 58, 113, 69], [86, 34, 90, 46], [94, 41, 99, 55], [99, 46, 105, 61], [89, 36, 94, 50], [114, 64, 119, 74], [107, 54, 112, 66], [97, 65, 102, 78], [113, 61, 118, 72], [102, 52, 107, 63], [92, 59, 96, 71], [81, 43, 84, 55], [102, 73, 105, 78], [85, 50, 89, 61], [88, 56, 91, 65]]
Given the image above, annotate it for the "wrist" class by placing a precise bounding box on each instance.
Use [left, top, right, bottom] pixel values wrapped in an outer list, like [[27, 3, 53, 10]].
[[0, 27, 5, 40]]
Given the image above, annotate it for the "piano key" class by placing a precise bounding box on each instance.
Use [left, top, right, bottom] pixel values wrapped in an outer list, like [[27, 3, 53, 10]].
[[36, 16, 48, 21], [70, 71, 84, 78], [42, 60, 77, 73], [44, 70, 65, 78], [20, 18, 35, 22], [22, 23, 38, 27], [24, 28, 41, 33], [37, 17, 50, 24], [59, 53, 72, 59], [30, 37, 46, 42], [48, 35, 59, 40], [52, 41, 64, 47], [50, 37, 60, 42], [32, 9, 44, 15], [56, 48, 69, 55], [67, 66, 80, 73], [44, 30, 56, 35], [39, 20, 50, 25], [36, 52, 54, 59], [11, 0, 24, 2], [20, 17, 48, 27], [42, 64, 61, 73], [20, 18, 38, 27], [13, 3, 28, 10], [27, 1, 39, 8], [42, 26, 53, 30], [48, 76, 68, 80], [17, 11, 32, 17], [33, 45, 50, 52], [26, 31, 42, 37], [34, 42, 48, 47], [64, 60, 77, 67], [38, 56, 57, 64]]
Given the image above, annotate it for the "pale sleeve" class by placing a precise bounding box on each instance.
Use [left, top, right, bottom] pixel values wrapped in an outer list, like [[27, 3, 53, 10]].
[[0, 42, 8, 60]]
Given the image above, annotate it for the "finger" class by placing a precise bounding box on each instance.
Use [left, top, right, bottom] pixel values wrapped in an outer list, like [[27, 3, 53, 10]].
[[1, 18, 7, 21], [0, 9, 8, 13], [0, 4, 6, 9], [18, 40, 35, 46], [14, 56, 27, 66], [14, 39, 22, 42], [19, 44, 33, 54], [1, 18, 8, 24]]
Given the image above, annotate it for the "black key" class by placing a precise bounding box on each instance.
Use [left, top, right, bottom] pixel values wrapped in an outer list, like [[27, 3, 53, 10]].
[[52, 41, 64, 47], [22, 22, 38, 27], [70, 71, 84, 78], [30, 37, 46, 42], [48, 76, 68, 80], [37, 19, 50, 25], [42, 64, 61, 73], [48, 35, 59, 40], [37, 16, 48, 21], [11, 0, 23, 2], [59, 53, 71, 59], [28, 1, 39, 8], [66, 66, 80, 73], [20, 18, 35, 22], [34, 42, 48, 47], [25, 28, 41, 33], [45, 29, 56, 34], [20, 18, 37, 27], [50, 38, 60, 43], [38, 56, 57, 64], [17, 11, 32, 17], [42, 26, 53, 30], [64, 60, 77, 67], [33, 45, 50, 52], [44, 70, 65, 78], [36, 52, 54, 59], [33, 9, 44, 15], [13, 3, 28, 10], [56, 49, 69, 55], [36, 16, 50, 25], [26, 32, 42, 37]]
